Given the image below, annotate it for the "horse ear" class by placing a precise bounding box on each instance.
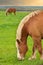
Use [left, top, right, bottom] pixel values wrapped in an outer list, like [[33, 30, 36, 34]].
[[16, 39, 20, 44]]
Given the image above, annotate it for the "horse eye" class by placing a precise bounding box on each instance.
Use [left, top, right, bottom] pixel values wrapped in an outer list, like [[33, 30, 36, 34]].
[[16, 39, 20, 44]]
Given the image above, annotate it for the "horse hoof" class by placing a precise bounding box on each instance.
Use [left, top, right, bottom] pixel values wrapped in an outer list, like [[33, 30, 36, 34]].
[[40, 55, 43, 60], [28, 57, 32, 60], [18, 57, 24, 61], [28, 56, 36, 60]]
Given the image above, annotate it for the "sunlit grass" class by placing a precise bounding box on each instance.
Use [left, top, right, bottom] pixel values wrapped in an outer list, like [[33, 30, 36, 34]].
[[0, 11, 43, 65]]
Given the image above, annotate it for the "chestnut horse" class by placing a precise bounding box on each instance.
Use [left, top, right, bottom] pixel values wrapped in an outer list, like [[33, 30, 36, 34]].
[[6, 8, 16, 15], [16, 10, 43, 60]]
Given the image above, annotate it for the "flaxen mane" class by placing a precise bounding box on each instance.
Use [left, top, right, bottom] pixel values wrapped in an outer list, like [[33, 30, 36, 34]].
[[16, 10, 40, 41]]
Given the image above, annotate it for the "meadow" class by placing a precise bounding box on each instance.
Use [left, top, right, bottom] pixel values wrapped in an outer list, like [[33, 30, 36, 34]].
[[0, 11, 43, 65]]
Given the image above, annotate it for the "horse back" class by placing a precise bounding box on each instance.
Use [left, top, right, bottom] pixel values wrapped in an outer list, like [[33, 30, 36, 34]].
[[27, 11, 43, 37]]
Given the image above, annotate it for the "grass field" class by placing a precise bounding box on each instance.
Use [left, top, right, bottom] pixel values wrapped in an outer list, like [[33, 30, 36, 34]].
[[0, 11, 43, 65]]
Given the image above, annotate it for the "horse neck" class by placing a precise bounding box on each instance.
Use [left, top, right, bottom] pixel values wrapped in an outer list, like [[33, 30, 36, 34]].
[[21, 25, 28, 44]]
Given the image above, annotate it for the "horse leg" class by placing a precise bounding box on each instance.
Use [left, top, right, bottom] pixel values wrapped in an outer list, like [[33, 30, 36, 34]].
[[14, 12, 16, 15], [28, 37, 43, 60], [37, 40, 43, 60], [28, 39, 37, 60]]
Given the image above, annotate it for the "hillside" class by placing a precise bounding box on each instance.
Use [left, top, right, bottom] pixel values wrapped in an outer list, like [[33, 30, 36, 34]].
[[0, 6, 43, 11]]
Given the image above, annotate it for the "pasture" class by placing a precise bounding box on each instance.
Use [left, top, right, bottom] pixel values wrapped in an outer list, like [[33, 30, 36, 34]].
[[0, 11, 43, 65]]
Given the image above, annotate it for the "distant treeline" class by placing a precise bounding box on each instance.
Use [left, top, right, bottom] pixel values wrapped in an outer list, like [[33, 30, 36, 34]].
[[0, 6, 43, 11]]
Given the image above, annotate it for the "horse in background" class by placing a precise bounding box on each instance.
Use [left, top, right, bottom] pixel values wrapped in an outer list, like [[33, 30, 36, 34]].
[[16, 10, 43, 60], [6, 8, 16, 15]]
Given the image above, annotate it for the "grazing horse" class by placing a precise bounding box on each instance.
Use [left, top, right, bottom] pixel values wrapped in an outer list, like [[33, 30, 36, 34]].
[[6, 8, 16, 15], [16, 10, 43, 60]]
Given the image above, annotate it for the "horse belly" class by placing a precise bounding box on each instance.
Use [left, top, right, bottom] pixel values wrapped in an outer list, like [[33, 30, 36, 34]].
[[38, 24, 43, 38], [29, 21, 43, 37]]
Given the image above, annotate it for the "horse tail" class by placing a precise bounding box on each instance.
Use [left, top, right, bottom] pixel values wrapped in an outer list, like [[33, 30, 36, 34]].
[[14, 9, 16, 15]]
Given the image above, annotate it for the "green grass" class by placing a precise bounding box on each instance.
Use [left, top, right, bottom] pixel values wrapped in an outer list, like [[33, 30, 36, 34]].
[[0, 11, 43, 65]]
